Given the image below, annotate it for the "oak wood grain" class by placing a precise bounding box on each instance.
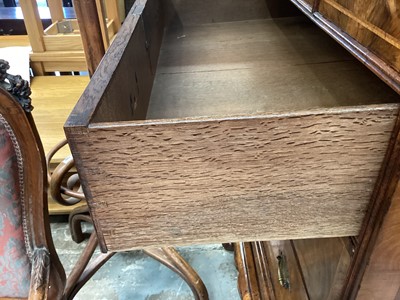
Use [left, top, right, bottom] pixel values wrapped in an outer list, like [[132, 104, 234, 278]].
[[66, 105, 398, 251]]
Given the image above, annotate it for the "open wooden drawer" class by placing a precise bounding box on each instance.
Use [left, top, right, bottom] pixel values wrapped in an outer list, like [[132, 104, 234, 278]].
[[65, 0, 400, 254]]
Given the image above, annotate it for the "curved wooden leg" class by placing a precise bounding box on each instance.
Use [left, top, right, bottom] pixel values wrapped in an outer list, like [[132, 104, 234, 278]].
[[64, 206, 116, 299], [67, 250, 115, 299], [63, 232, 98, 299], [69, 206, 92, 243], [145, 247, 209, 300]]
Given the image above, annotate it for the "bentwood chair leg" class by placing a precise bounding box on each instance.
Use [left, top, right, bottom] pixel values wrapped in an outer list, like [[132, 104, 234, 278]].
[[69, 206, 92, 243], [145, 247, 209, 300], [63, 232, 98, 299], [63, 206, 115, 299], [67, 251, 115, 299]]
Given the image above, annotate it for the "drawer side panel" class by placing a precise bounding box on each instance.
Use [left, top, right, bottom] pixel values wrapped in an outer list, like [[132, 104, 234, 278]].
[[67, 106, 399, 251]]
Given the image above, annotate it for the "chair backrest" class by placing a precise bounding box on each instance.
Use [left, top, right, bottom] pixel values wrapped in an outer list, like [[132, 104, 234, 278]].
[[0, 60, 65, 299]]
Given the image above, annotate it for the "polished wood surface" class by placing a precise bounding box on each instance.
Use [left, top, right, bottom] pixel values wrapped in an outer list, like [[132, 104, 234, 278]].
[[290, 0, 400, 94], [292, 238, 352, 299], [357, 182, 400, 299], [31, 75, 89, 162], [30, 75, 87, 216], [235, 238, 354, 300], [319, 0, 400, 73]]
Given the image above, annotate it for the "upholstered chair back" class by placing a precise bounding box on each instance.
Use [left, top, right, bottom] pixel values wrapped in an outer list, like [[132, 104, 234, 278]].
[[0, 111, 32, 297], [0, 59, 65, 299]]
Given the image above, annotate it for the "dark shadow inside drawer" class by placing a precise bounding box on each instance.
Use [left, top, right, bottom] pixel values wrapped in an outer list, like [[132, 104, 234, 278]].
[[65, 0, 400, 251]]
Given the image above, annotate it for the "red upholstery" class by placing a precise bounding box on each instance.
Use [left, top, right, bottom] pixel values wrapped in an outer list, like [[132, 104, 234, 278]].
[[0, 115, 31, 298]]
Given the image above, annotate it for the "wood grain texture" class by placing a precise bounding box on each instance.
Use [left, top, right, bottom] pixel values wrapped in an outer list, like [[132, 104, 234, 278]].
[[235, 243, 264, 300], [356, 182, 400, 300], [47, 0, 64, 22], [43, 35, 83, 51], [19, 0, 45, 52], [236, 238, 354, 300], [95, 0, 110, 50], [73, 0, 105, 76], [65, 0, 149, 127], [66, 105, 398, 251], [289, 0, 400, 94], [292, 237, 353, 299], [0, 35, 30, 48], [104, 0, 121, 32], [147, 18, 399, 120], [319, 0, 400, 73], [31, 76, 89, 162], [92, 0, 163, 123]]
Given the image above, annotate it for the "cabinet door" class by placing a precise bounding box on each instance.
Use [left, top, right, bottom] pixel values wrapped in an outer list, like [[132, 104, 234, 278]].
[[235, 237, 354, 300]]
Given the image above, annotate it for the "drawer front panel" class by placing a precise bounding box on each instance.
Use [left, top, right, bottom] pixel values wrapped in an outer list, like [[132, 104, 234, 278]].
[[319, 0, 400, 73], [67, 105, 398, 251]]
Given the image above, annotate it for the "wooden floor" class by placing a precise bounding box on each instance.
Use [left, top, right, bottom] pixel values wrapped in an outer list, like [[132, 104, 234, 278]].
[[148, 17, 399, 120], [31, 75, 89, 214]]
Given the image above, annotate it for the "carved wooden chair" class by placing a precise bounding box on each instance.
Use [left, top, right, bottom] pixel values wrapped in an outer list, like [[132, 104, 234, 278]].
[[0, 60, 65, 299], [0, 60, 107, 299]]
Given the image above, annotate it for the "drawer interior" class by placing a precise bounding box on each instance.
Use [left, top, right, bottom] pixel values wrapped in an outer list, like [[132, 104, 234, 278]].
[[147, 17, 398, 120], [91, 0, 399, 124]]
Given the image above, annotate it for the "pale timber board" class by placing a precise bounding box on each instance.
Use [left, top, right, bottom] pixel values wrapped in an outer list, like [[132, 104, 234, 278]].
[[66, 105, 399, 251], [148, 18, 399, 120], [31, 76, 89, 162]]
